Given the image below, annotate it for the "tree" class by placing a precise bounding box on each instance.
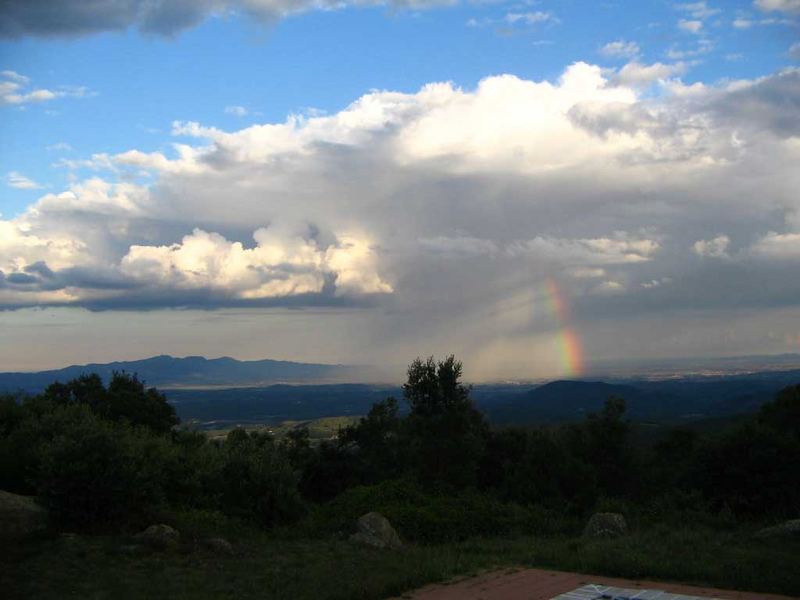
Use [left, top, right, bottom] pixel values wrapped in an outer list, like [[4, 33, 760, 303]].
[[339, 396, 402, 484], [41, 371, 178, 434], [693, 421, 800, 516], [216, 429, 305, 526], [34, 406, 176, 527], [759, 384, 800, 436], [565, 396, 636, 499], [104, 372, 178, 433], [403, 356, 488, 489], [42, 373, 106, 412]]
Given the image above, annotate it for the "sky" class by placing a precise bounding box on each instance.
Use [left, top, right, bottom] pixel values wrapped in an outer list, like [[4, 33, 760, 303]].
[[0, 0, 799, 379]]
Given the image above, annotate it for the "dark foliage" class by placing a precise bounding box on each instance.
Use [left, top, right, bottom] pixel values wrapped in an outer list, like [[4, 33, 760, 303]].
[[212, 429, 305, 526], [402, 356, 488, 489], [338, 396, 402, 485], [41, 372, 178, 434], [35, 406, 177, 527], [759, 383, 800, 435], [1, 356, 799, 538]]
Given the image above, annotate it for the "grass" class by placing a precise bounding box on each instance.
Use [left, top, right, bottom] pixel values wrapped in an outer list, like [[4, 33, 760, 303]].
[[205, 416, 360, 442], [3, 524, 799, 600]]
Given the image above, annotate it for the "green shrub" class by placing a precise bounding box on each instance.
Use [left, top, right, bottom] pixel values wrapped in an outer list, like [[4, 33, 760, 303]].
[[42, 372, 178, 434], [307, 479, 543, 543], [692, 422, 800, 517], [34, 405, 178, 528], [209, 429, 306, 527]]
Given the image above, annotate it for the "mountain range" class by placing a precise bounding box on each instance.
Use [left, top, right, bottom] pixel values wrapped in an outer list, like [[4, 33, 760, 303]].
[[0, 355, 369, 392], [2, 354, 799, 429]]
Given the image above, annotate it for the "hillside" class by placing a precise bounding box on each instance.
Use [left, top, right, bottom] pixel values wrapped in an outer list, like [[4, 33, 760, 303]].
[[0, 355, 369, 392], [483, 371, 800, 425]]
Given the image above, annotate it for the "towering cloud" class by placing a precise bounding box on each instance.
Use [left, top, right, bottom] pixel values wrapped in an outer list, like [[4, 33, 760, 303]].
[[1, 63, 799, 361]]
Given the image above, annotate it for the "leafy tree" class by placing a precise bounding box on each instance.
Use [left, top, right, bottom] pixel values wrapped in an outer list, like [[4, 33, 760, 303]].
[[34, 405, 177, 527], [759, 384, 800, 436], [42, 373, 107, 412], [104, 372, 178, 433], [692, 385, 800, 516], [281, 426, 313, 470], [693, 422, 800, 516], [481, 426, 593, 511], [565, 396, 637, 498], [214, 429, 305, 526], [298, 440, 361, 502], [339, 396, 402, 484], [0, 393, 24, 436], [41, 372, 177, 433], [403, 356, 488, 489]]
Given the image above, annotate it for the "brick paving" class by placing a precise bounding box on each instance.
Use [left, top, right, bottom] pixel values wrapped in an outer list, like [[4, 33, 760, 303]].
[[397, 567, 798, 600]]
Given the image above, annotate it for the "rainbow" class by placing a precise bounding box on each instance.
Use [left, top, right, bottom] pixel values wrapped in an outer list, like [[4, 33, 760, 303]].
[[544, 277, 585, 378]]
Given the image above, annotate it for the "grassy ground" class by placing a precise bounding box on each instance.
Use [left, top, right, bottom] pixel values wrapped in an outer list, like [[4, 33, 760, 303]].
[[205, 416, 359, 442], [3, 525, 799, 600]]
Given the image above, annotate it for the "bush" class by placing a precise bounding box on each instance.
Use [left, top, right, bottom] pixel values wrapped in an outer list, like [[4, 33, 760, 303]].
[[693, 422, 800, 517], [759, 384, 800, 436], [298, 440, 362, 503], [34, 405, 178, 528], [42, 372, 178, 434], [307, 479, 544, 543], [209, 429, 306, 527], [0, 394, 306, 530], [481, 426, 597, 513]]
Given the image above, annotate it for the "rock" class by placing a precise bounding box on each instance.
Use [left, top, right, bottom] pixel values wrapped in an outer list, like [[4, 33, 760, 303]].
[[203, 537, 234, 555], [583, 512, 628, 538], [0, 490, 47, 539], [755, 519, 800, 539], [134, 524, 180, 550], [349, 512, 402, 549]]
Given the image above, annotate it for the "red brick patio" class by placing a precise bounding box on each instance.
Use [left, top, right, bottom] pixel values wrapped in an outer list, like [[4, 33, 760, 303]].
[[397, 567, 798, 600]]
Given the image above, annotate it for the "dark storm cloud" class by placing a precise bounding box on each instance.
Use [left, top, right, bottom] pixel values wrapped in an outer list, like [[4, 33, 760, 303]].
[[0, 0, 455, 38], [710, 69, 800, 138]]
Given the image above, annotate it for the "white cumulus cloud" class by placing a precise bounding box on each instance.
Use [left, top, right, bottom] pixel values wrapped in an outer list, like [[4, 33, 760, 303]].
[[693, 235, 730, 258], [0, 70, 91, 106], [755, 0, 800, 14], [225, 105, 249, 117], [678, 19, 704, 33], [600, 40, 641, 58], [1, 62, 798, 331], [614, 61, 687, 86], [5, 171, 42, 189]]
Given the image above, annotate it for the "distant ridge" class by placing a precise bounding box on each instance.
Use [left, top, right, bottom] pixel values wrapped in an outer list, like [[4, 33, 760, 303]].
[[483, 373, 800, 424], [0, 355, 369, 392], [486, 380, 654, 424]]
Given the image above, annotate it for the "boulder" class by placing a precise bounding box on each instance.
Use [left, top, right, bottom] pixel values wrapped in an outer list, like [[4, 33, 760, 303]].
[[134, 524, 180, 550], [755, 519, 800, 539], [583, 512, 627, 538], [0, 490, 47, 539], [349, 512, 402, 549], [203, 537, 234, 555]]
